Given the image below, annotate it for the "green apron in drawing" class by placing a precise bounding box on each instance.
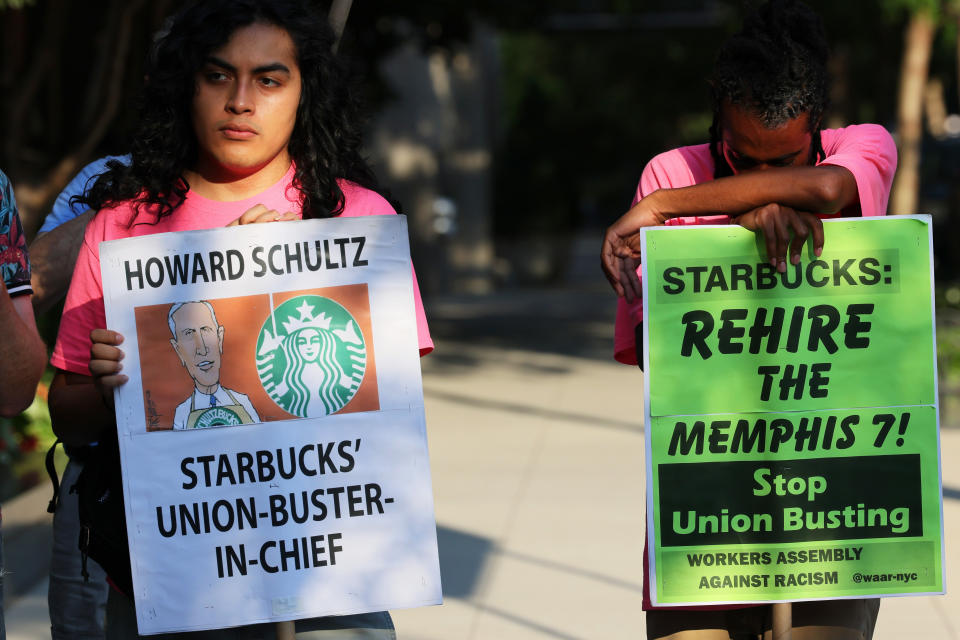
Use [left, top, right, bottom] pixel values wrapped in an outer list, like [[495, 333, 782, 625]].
[[186, 389, 254, 429]]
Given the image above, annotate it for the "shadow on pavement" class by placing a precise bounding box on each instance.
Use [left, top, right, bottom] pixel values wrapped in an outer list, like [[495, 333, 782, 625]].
[[3, 520, 52, 601], [436, 524, 640, 639], [436, 526, 491, 599]]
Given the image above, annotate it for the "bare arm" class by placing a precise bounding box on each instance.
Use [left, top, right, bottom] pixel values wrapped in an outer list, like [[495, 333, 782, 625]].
[[0, 286, 46, 416], [29, 210, 94, 314], [48, 329, 127, 446], [631, 164, 855, 224], [48, 371, 113, 445], [601, 165, 855, 298]]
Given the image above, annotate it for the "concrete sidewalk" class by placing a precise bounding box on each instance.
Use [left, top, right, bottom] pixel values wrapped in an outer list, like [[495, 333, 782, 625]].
[[4, 279, 959, 638], [392, 329, 960, 639]]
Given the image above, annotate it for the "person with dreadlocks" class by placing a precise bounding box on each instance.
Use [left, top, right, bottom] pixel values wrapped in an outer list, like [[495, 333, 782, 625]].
[[47, 0, 430, 637], [600, 1, 895, 638], [602, 0, 896, 351]]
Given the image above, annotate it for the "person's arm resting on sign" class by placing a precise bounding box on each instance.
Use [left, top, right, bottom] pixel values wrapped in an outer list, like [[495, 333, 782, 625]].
[[601, 96, 871, 301], [602, 163, 857, 301]]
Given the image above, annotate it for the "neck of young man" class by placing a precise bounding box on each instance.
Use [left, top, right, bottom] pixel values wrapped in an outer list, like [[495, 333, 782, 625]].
[[184, 150, 292, 202]]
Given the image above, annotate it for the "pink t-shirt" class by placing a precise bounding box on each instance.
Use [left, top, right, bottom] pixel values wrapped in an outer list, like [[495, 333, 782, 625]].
[[618, 124, 897, 611], [613, 123, 898, 366], [51, 166, 433, 375]]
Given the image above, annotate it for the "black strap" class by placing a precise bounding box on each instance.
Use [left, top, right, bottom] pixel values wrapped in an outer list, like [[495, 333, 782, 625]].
[[634, 323, 644, 372], [45, 438, 61, 514], [80, 525, 90, 582]]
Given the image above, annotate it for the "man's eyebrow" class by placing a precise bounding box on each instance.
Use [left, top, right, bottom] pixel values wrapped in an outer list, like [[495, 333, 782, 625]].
[[253, 62, 291, 75], [203, 56, 291, 75], [205, 56, 236, 73]]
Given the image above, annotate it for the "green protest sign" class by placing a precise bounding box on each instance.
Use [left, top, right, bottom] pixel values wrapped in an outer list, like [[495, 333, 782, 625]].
[[640, 216, 944, 605]]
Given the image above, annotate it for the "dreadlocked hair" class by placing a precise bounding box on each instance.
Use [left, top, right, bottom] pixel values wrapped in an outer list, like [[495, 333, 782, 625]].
[[708, 0, 830, 179], [79, 0, 382, 220]]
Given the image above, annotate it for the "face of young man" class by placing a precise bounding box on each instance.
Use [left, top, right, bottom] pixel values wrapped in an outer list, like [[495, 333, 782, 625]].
[[191, 22, 302, 182], [719, 101, 814, 175]]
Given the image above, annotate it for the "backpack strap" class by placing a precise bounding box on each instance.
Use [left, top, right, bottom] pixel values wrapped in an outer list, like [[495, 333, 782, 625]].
[[46, 438, 62, 514]]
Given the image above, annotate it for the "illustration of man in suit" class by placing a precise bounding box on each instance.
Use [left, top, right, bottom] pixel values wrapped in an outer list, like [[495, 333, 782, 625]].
[[168, 300, 259, 429]]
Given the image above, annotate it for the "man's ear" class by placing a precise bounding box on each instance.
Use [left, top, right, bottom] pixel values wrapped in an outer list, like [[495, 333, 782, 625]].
[[217, 325, 225, 352], [170, 338, 187, 368]]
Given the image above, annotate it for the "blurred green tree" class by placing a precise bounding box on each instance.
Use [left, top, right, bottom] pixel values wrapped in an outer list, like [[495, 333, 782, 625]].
[[1, 0, 956, 275]]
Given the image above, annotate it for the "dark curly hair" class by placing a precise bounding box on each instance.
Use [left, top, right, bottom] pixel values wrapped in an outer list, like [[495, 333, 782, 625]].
[[708, 0, 830, 179], [80, 0, 381, 220]]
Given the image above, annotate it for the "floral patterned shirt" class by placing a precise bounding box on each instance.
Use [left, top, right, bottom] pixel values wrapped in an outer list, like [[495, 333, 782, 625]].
[[0, 170, 31, 296]]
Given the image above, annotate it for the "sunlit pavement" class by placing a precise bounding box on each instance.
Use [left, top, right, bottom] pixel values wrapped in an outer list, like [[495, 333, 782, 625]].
[[390, 330, 960, 640], [6, 236, 960, 639]]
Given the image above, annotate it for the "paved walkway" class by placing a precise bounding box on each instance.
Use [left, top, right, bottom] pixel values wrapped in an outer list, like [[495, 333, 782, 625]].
[[392, 326, 960, 639], [4, 245, 959, 638]]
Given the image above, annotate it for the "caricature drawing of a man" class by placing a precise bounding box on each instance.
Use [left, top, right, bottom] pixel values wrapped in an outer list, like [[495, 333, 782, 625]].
[[168, 301, 260, 429]]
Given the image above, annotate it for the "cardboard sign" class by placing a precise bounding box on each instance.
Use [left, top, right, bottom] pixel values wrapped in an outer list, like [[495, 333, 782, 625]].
[[641, 216, 944, 605], [100, 216, 441, 634]]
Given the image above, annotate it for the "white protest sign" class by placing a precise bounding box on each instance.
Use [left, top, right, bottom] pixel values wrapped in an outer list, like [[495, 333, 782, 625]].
[[100, 215, 441, 634]]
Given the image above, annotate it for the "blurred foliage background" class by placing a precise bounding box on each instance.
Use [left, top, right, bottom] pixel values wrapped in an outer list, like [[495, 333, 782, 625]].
[[4, 0, 960, 277], [2, 0, 960, 498]]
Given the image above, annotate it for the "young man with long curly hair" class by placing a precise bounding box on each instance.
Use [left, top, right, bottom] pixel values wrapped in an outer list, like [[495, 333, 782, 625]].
[[47, 1, 431, 637]]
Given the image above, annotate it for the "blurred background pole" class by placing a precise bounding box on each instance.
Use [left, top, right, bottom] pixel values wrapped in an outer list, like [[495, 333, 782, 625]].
[[276, 621, 296, 640], [772, 603, 792, 640]]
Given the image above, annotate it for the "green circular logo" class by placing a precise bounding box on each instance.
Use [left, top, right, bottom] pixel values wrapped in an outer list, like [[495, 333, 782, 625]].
[[256, 295, 367, 417], [193, 406, 243, 428]]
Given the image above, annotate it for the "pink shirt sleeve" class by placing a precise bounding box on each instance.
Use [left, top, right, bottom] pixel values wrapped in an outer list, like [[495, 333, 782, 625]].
[[339, 182, 434, 356], [613, 147, 714, 365], [52, 183, 435, 377], [612, 127, 898, 364], [50, 221, 107, 375], [818, 124, 897, 217], [409, 271, 433, 356]]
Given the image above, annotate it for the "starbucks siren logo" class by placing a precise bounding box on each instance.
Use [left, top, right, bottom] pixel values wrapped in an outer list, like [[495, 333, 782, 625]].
[[256, 295, 367, 417]]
